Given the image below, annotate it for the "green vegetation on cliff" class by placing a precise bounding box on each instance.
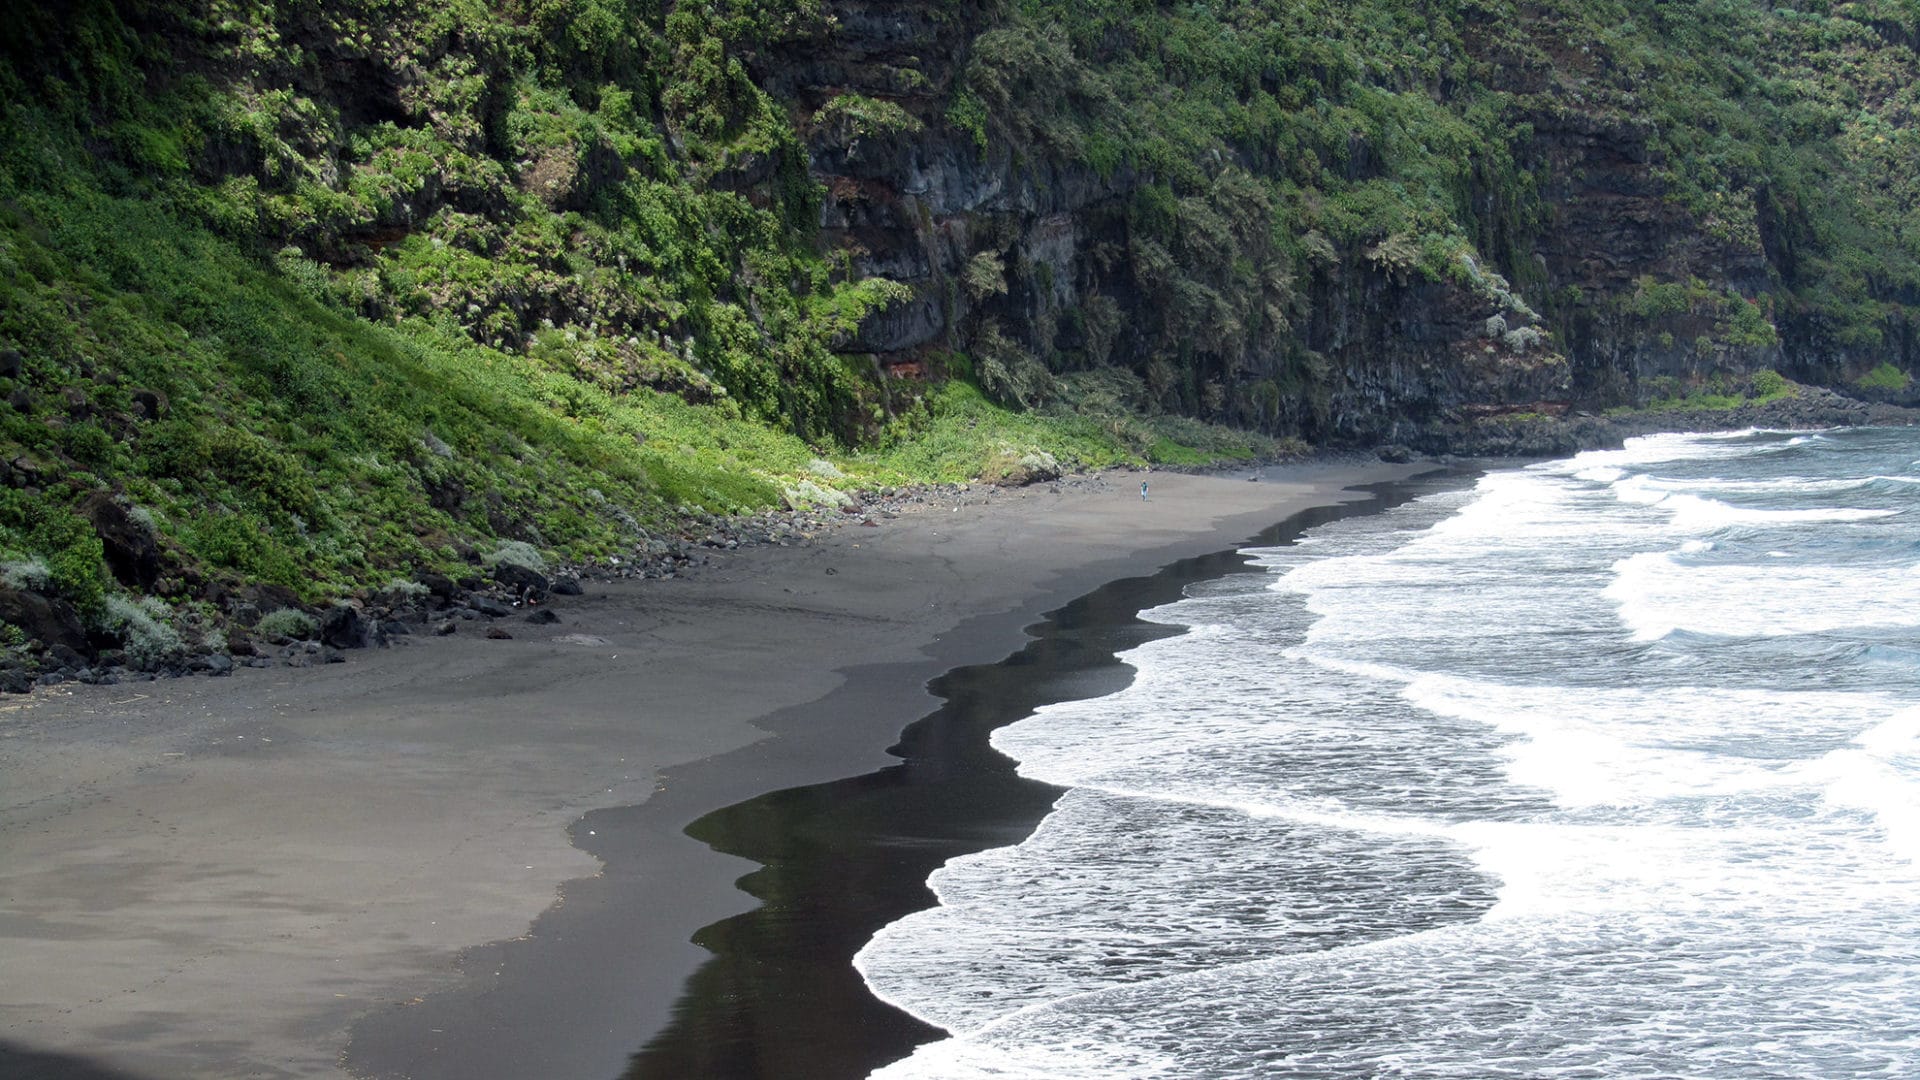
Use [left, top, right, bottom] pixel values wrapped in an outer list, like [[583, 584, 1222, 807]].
[[0, 0, 1917, 665], [0, 0, 1270, 633]]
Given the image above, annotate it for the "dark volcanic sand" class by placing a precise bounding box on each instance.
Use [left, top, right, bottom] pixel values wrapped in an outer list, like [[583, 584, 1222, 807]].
[[624, 484, 1450, 1080], [0, 464, 1437, 1080]]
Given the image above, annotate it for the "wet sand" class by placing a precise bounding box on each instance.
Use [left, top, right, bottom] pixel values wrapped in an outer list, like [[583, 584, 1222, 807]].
[[0, 462, 1425, 1080]]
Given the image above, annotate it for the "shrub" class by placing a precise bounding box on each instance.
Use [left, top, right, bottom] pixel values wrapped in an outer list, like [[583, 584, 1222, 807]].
[[1750, 369, 1794, 400], [1855, 363, 1911, 392], [102, 594, 184, 669], [381, 578, 429, 600], [1, 557, 51, 592], [481, 540, 547, 574], [257, 607, 318, 642], [0, 491, 109, 613], [815, 94, 924, 139]]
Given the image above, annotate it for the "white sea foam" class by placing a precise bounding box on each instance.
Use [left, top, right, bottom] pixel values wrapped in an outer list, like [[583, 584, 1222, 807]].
[[1605, 552, 1920, 640], [859, 428, 1920, 1080]]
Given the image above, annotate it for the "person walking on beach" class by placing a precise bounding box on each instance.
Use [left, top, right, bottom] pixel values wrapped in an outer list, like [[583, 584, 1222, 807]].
[[1141, 478, 1149, 501]]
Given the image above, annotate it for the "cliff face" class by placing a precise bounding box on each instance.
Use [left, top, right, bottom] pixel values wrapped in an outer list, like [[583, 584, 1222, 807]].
[[752, 0, 1920, 441], [763, 2, 1574, 445]]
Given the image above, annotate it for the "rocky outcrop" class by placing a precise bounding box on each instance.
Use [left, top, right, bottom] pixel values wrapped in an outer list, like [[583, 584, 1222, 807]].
[[79, 493, 161, 590], [0, 588, 88, 657]]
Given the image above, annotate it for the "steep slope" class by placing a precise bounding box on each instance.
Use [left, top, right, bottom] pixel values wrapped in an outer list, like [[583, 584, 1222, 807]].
[[1, 0, 1917, 672]]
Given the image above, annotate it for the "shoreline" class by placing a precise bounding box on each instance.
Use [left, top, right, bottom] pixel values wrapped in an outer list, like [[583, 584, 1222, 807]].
[[620, 474, 1463, 1080], [1, 460, 1435, 1080]]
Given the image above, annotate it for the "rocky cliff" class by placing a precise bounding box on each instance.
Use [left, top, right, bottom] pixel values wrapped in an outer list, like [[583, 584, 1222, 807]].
[[757, 0, 1920, 442]]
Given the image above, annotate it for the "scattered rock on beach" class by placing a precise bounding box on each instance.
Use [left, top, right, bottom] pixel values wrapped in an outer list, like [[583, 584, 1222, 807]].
[[491, 563, 549, 598], [470, 597, 514, 618], [526, 608, 560, 625], [320, 604, 385, 650], [415, 572, 458, 604], [432, 621, 457, 636], [485, 626, 513, 640]]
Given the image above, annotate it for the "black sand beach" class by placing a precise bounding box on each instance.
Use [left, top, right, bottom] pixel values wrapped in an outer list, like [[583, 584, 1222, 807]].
[[622, 485, 1450, 1080], [0, 462, 1433, 1080]]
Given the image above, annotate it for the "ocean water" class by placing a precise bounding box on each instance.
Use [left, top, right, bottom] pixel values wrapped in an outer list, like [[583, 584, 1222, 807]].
[[855, 427, 1920, 1079]]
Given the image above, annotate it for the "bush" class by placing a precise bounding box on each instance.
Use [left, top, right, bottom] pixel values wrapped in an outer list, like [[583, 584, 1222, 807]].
[[256, 607, 318, 642], [0, 491, 109, 613], [481, 540, 547, 574], [101, 594, 184, 669], [1750, 369, 1794, 400], [0, 557, 51, 592], [1855, 363, 1911, 392]]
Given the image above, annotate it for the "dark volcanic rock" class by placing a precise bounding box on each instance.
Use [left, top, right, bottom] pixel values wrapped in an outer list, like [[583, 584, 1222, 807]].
[[0, 588, 89, 655], [525, 608, 561, 625], [129, 388, 169, 421], [415, 572, 458, 602], [80, 493, 161, 589], [549, 576, 583, 596], [58, 387, 92, 419], [235, 584, 302, 620], [469, 596, 515, 618], [485, 626, 513, 640], [319, 604, 385, 649], [491, 562, 549, 597]]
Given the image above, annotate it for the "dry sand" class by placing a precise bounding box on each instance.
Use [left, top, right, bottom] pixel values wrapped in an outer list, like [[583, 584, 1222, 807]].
[[0, 462, 1431, 1080]]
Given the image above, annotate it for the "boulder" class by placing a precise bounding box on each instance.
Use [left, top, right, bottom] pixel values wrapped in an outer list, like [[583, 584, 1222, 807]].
[[414, 572, 459, 608], [80, 493, 161, 589], [549, 576, 583, 596], [235, 584, 301, 620], [58, 387, 92, 419], [991, 450, 1061, 487], [129, 388, 169, 421], [46, 643, 86, 669], [491, 562, 549, 597], [0, 588, 89, 655], [469, 596, 514, 618], [525, 608, 561, 625], [319, 604, 386, 649]]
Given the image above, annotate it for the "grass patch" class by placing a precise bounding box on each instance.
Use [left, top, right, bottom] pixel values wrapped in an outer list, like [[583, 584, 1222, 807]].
[[1856, 363, 1912, 393]]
